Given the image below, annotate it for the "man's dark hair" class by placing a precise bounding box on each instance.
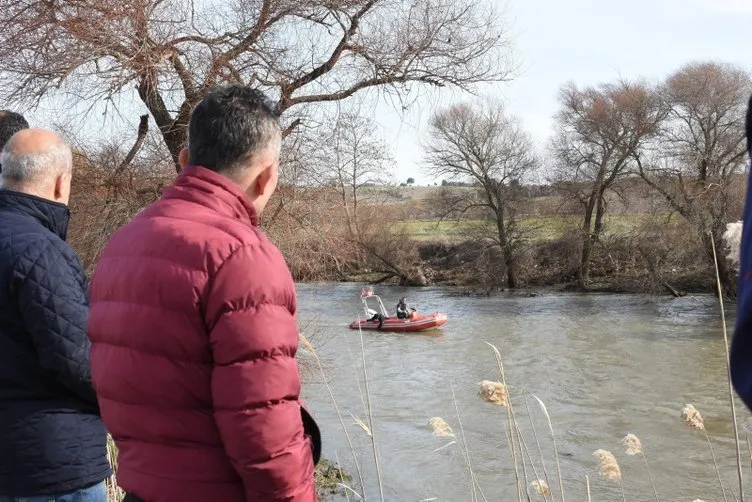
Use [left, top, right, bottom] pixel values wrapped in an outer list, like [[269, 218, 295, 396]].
[[188, 85, 280, 173], [0, 111, 29, 152]]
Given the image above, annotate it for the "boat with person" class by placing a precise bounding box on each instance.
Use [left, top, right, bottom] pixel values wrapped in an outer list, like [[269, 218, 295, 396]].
[[349, 287, 448, 332]]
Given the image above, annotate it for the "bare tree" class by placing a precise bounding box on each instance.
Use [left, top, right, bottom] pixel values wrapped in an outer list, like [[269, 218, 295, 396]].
[[635, 62, 751, 297], [424, 101, 539, 289], [310, 113, 393, 236], [551, 80, 664, 289], [0, 0, 513, 172]]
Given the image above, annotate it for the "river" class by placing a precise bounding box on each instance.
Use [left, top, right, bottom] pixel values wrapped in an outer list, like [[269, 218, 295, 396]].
[[297, 283, 752, 502]]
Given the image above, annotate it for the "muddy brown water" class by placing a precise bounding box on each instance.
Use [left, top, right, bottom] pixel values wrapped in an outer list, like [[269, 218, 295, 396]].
[[297, 283, 752, 501]]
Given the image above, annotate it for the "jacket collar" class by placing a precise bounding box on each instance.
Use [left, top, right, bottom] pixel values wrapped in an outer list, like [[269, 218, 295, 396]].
[[0, 189, 70, 240], [163, 165, 259, 226]]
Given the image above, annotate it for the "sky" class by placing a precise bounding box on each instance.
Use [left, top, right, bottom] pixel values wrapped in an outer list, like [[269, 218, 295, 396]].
[[19, 0, 752, 185], [373, 0, 752, 185]]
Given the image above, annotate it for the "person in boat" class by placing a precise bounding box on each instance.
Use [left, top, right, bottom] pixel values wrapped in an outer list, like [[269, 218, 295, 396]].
[[396, 297, 411, 319], [367, 308, 385, 329]]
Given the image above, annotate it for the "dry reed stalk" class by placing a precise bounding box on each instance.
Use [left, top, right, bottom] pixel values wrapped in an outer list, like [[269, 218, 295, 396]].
[[432, 441, 457, 453], [358, 325, 385, 502], [484, 343, 523, 501], [299, 333, 366, 499], [747, 434, 752, 473], [621, 434, 659, 502], [350, 412, 372, 437], [479, 380, 509, 406], [681, 403, 729, 502], [523, 391, 555, 502], [585, 476, 591, 502], [529, 393, 566, 502], [711, 232, 745, 502], [335, 452, 352, 502], [428, 417, 456, 438], [531, 480, 551, 497], [450, 382, 488, 502], [514, 421, 552, 502]]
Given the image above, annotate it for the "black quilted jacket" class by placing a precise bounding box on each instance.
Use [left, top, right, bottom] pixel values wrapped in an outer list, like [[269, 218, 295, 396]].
[[0, 189, 110, 496]]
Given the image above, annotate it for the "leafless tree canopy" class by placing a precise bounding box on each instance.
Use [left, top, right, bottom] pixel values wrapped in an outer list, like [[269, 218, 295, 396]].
[[307, 113, 393, 235], [0, 0, 513, 170], [636, 62, 752, 297], [551, 80, 664, 289], [425, 101, 539, 288]]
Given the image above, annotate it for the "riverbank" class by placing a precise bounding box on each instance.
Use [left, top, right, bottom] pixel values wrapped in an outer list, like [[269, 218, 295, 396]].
[[337, 236, 716, 296]]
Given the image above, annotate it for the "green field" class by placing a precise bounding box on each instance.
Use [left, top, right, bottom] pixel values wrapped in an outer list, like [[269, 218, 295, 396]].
[[397, 214, 649, 242]]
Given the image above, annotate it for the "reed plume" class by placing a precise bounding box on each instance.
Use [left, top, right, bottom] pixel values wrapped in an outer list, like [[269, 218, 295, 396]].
[[428, 417, 456, 438], [531, 480, 551, 497], [682, 404, 705, 430], [621, 434, 643, 456], [681, 403, 728, 502], [621, 434, 659, 502], [593, 450, 621, 483], [479, 380, 509, 407], [593, 449, 625, 502]]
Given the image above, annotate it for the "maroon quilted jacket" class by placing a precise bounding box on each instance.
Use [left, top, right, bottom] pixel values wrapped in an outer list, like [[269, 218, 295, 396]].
[[88, 166, 318, 502]]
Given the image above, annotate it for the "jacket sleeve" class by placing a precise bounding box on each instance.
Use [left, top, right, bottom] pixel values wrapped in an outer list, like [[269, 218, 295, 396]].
[[205, 244, 316, 502], [13, 239, 98, 408], [731, 94, 752, 410]]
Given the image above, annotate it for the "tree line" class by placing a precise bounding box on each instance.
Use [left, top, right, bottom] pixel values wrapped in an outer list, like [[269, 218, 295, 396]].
[[0, 2, 747, 295], [427, 61, 750, 296]]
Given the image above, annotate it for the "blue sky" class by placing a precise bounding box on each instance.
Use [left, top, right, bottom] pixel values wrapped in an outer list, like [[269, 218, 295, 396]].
[[378, 0, 752, 184]]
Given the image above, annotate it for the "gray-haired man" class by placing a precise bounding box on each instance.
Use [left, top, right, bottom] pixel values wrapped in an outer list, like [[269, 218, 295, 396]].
[[0, 129, 110, 502]]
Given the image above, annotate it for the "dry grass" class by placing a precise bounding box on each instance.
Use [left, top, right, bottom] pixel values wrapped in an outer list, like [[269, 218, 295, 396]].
[[105, 435, 122, 501]]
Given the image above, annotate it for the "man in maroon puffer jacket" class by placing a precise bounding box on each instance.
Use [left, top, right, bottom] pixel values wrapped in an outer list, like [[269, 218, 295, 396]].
[[87, 85, 320, 502]]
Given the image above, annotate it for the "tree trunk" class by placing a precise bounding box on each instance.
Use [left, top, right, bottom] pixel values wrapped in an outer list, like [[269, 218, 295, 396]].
[[578, 190, 606, 290], [494, 206, 518, 289], [137, 79, 191, 173], [505, 252, 518, 289], [578, 208, 596, 289]]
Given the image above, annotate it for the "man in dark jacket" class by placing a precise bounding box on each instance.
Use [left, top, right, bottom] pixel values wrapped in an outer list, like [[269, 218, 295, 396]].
[[0, 128, 111, 501], [732, 95, 752, 410]]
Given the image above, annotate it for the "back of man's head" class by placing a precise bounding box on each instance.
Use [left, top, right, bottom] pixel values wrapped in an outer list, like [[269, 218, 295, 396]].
[[0, 128, 73, 205], [187, 85, 281, 174], [0, 111, 30, 172]]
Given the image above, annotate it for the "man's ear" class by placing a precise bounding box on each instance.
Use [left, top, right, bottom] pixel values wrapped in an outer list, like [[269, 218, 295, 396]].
[[53, 172, 72, 204], [253, 165, 273, 197], [178, 148, 190, 170], [53, 174, 64, 201]]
